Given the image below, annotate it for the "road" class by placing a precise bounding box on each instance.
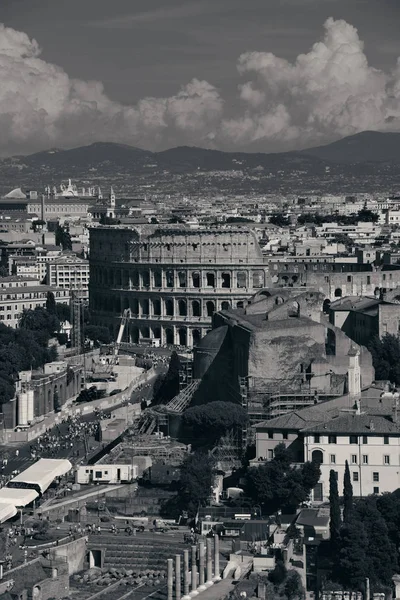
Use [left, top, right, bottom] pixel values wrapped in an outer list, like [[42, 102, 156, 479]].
[[0, 365, 165, 479]]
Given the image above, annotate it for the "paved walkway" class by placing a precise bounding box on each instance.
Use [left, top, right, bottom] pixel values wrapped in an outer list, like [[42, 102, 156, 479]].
[[192, 579, 236, 600]]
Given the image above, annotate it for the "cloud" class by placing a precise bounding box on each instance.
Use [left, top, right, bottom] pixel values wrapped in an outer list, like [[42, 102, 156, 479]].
[[1, 18, 400, 156]]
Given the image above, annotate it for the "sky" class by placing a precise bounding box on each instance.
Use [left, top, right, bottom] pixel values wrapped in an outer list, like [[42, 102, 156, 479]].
[[1, 0, 400, 156]]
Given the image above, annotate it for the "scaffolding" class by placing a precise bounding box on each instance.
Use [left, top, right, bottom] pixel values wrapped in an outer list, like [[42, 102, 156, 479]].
[[179, 361, 193, 391]]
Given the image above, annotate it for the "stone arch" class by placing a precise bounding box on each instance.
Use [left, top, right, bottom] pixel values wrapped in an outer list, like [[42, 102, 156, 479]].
[[259, 290, 271, 298], [312, 449, 323, 464], [221, 301, 230, 310], [192, 271, 201, 288], [192, 300, 201, 317], [166, 270, 174, 288], [221, 272, 231, 288], [178, 271, 187, 287], [178, 328, 187, 346], [237, 301, 244, 309], [192, 329, 201, 345], [123, 297, 129, 311], [130, 327, 139, 344], [252, 270, 264, 288], [165, 299, 174, 316], [153, 298, 161, 316], [236, 272, 247, 288], [206, 301, 215, 317], [178, 299, 187, 316], [142, 299, 149, 316], [141, 326, 150, 339], [206, 272, 215, 287], [153, 326, 161, 341], [131, 298, 139, 315], [287, 301, 300, 318], [131, 271, 139, 287], [334, 288, 342, 298], [292, 275, 299, 284], [322, 298, 331, 313], [374, 287, 380, 297], [275, 296, 285, 305], [142, 270, 150, 287], [165, 328, 174, 345], [153, 271, 162, 287], [47, 388, 51, 411]]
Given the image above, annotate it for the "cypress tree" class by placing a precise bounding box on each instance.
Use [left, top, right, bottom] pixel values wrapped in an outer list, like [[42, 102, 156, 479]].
[[329, 469, 341, 554], [343, 460, 353, 523]]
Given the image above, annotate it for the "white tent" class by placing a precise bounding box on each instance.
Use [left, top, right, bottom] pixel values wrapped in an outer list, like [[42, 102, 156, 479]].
[[0, 502, 17, 523], [0, 487, 39, 507], [7, 458, 72, 495]]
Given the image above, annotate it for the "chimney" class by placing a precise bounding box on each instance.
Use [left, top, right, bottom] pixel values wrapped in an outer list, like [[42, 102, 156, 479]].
[[369, 419, 375, 431]]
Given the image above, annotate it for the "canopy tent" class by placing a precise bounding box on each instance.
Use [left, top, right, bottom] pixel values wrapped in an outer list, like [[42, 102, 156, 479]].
[[0, 487, 39, 507], [0, 502, 17, 523], [7, 458, 72, 495]]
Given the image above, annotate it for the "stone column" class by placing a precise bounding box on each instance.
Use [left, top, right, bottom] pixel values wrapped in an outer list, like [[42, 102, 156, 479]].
[[167, 559, 174, 600], [182, 549, 190, 600], [175, 554, 181, 600], [205, 538, 213, 588], [189, 545, 198, 597], [213, 534, 221, 582], [197, 541, 206, 591]]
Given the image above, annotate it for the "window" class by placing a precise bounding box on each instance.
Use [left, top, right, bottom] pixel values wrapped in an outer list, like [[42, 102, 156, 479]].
[[268, 432, 273, 439], [373, 472, 379, 482], [283, 432, 288, 440], [362, 455, 368, 464], [373, 487, 379, 494], [330, 454, 336, 464], [268, 449, 274, 459], [367, 276, 371, 285], [384, 455, 390, 465], [350, 435, 358, 444], [353, 472, 359, 482], [347, 275, 352, 282], [314, 435, 320, 443], [384, 436, 389, 445], [362, 436, 368, 444], [95, 471, 102, 478], [328, 435, 337, 444], [351, 454, 357, 464]]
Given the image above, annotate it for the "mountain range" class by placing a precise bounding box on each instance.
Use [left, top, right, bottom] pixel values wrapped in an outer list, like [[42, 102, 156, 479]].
[[1, 131, 400, 196]]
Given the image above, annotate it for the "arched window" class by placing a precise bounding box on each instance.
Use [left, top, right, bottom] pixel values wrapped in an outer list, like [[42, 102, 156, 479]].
[[131, 298, 139, 315], [221, 272, 231, 288], [141, 326, 150, 339], [192, 300, 201, 317], [312, 450, 323, 464], [123, 297, 129, 311], [142, 299, 149, 316], [165, 299, 174, 316], [153, 326, 161, 341], [206, 272, 215, 287], [334, 288, 342, 298], [275, 296, 284, 305], [281, 276, 289, 285], [178, 328, 187, 346], [192, 329, 201, 345], [165, 328, 174, 345], [142, 270, 150, 287], [178, 271, 187, 288], [288, 301, 300, 318], [178, 299, 187, 316], [221, 301, 230, 310], [153, 298, 161, 316], [292, 275, 298, 284], [131, 271, 139, 287], [192, 272, 201, 288], [237, 272, 247, 288], [153, 271, 162, 287], [323, 299, 331, 313], [206, 301, 215, 317], [166, 270, 174, 288]]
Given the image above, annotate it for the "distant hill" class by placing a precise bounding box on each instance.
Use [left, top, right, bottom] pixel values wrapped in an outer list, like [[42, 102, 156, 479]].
[[301, 131, 400, 164], [1, 132, 400, 196]]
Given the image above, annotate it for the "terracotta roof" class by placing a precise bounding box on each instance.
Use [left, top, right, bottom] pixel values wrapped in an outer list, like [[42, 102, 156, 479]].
[[303, 413, 400, 435]]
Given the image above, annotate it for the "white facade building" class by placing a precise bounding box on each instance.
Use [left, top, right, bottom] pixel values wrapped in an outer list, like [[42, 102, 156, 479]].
[[76, 464, 138, 484], [46, 254, 89, 300]]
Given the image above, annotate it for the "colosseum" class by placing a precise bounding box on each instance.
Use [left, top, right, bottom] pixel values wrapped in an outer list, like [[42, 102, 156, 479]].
[[89, 225, 270, 347]]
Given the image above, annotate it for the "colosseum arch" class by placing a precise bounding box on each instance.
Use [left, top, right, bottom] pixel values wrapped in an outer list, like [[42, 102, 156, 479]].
[[153, 271, 162, 287], [192, 300, 201, 317], [153, 327, 161, 341], [141, 326, 150, 339], [221, 272, 231, 288], [142, 299, 150, 316], [142, 270, 150, 287], [130, 327, 139, 344], [165, 328, 174, 345], [123, 297, 129, 311], [131, 271, 139, 287], [165, 299, 174, 316], [166, 270, 174, 288], [178, 328, 187, 346], [237, 272, 247, 288], [237, 301, 244, 309], [178, 271, 187, 287], [130, 298, 139, 315], [192, 272, 201, 288], [153, 298, 161, 316], [178, 299, 187, 316], [206, 301, 215, 317], [275, 296, 285, 305], [221, 301, 230, 310], [206, 272, 215, 287], [192, 329, 201, 345]]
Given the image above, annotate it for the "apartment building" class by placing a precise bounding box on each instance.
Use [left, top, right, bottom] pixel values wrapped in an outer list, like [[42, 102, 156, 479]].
[[0, 277, 69, 328], [46, 254, 89, 299]]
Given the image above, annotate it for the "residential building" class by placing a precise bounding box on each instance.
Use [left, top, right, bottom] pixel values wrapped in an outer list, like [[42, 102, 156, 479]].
[[46, 254, 89, 299], [0, 277, 69, 328]]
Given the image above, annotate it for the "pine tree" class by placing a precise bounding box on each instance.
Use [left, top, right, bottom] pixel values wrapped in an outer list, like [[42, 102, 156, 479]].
[[329, 469, 341, 554], [343, 460, 353, 523]]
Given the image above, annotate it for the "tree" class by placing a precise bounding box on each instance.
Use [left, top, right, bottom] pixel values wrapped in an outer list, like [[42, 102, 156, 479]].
[[182, 401, 247, 446], [269, 213, 290, 227], [19, 307, 60, 346], [337, 519, 369, 589], [343, 460, 353, 524], [46, 291, 57, 315], [268, 561, 287, 585], [368, 334, 400, 384], [329, 469, 341, 554], [55, 225, 72, 250], [179, 451, 215, 516], [284, 570, 305, 600], [85, 325, 112, 345], [0, 266, 8, 278]]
